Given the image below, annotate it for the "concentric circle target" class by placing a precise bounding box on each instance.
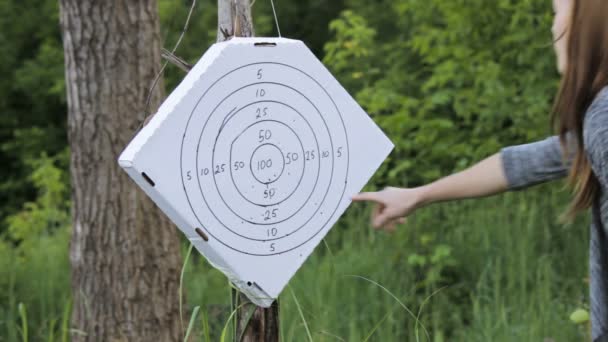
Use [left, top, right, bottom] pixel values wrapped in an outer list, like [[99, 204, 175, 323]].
[[180, 62, 349, 255]]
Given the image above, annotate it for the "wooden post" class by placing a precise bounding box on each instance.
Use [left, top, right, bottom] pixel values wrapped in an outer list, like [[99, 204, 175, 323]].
[[217, 1, 280, 341]]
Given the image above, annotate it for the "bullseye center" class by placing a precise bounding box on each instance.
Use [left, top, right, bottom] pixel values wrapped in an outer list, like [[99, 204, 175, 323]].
[[250, 143, 285, 184]]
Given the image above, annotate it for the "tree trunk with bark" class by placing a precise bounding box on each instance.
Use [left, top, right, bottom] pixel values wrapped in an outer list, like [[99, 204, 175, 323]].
[[217, 1, 280, 341], [59, 1, 182, 341], [217, 0, 255, 41]]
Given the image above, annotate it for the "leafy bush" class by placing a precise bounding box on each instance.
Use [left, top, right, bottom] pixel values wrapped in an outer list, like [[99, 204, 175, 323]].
[[324, 1, 560, 187], [1, 150, 71, 341]]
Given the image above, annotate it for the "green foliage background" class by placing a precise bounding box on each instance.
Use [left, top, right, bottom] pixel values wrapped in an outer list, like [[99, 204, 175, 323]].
[[0, 0, 590, 341]]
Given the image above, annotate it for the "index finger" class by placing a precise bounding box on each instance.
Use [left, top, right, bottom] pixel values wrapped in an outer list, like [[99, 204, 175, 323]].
[[351, 192, 381, 203]]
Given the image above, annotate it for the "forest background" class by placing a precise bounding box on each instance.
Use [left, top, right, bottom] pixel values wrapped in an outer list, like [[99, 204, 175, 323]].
[[0, 0, 593, 341]]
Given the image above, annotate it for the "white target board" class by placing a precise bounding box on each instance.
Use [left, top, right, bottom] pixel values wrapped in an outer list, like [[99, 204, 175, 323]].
[[118, 37, 393, 307]]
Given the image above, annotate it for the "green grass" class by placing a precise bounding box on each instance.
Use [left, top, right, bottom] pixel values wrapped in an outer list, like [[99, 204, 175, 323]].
[[0, 183, 592, 341], [0, 228, 71, 341]]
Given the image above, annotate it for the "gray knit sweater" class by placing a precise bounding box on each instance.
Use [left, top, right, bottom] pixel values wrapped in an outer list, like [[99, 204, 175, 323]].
[[500, 86, 608, 341]]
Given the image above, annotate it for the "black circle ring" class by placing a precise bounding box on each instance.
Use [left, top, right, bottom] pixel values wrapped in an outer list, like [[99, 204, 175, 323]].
[[181, 62, 350, 255], [201, 83, 330, 238], [228, 119, 308, 209]]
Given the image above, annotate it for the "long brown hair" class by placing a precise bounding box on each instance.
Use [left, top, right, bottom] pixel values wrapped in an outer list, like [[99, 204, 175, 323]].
[[552, 0, 608, 223]]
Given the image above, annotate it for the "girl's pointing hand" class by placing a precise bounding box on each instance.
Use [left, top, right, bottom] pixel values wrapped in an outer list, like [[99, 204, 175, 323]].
[[351, 187, 424, 231]]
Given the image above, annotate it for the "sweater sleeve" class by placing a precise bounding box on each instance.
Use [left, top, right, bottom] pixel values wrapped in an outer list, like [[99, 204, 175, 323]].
[[499, 134, 574, 191]]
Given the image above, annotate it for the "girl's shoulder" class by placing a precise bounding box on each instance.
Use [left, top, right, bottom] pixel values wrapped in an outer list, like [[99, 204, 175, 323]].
[[590, 86, 608, 113], [584, 86, 608, 152]]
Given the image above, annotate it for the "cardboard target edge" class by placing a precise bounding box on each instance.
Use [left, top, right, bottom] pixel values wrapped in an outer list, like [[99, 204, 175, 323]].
[[117, 37, 318, 307], [245, 41, 396, 300], [197, 37, 395, 301], [118, 37, 394, 307], [118, 38, 266, 304]]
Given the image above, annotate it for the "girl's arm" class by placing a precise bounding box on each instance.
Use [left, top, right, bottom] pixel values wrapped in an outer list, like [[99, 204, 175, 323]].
[[418, 152, 509, 205], [353, 135, 574, 230]]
